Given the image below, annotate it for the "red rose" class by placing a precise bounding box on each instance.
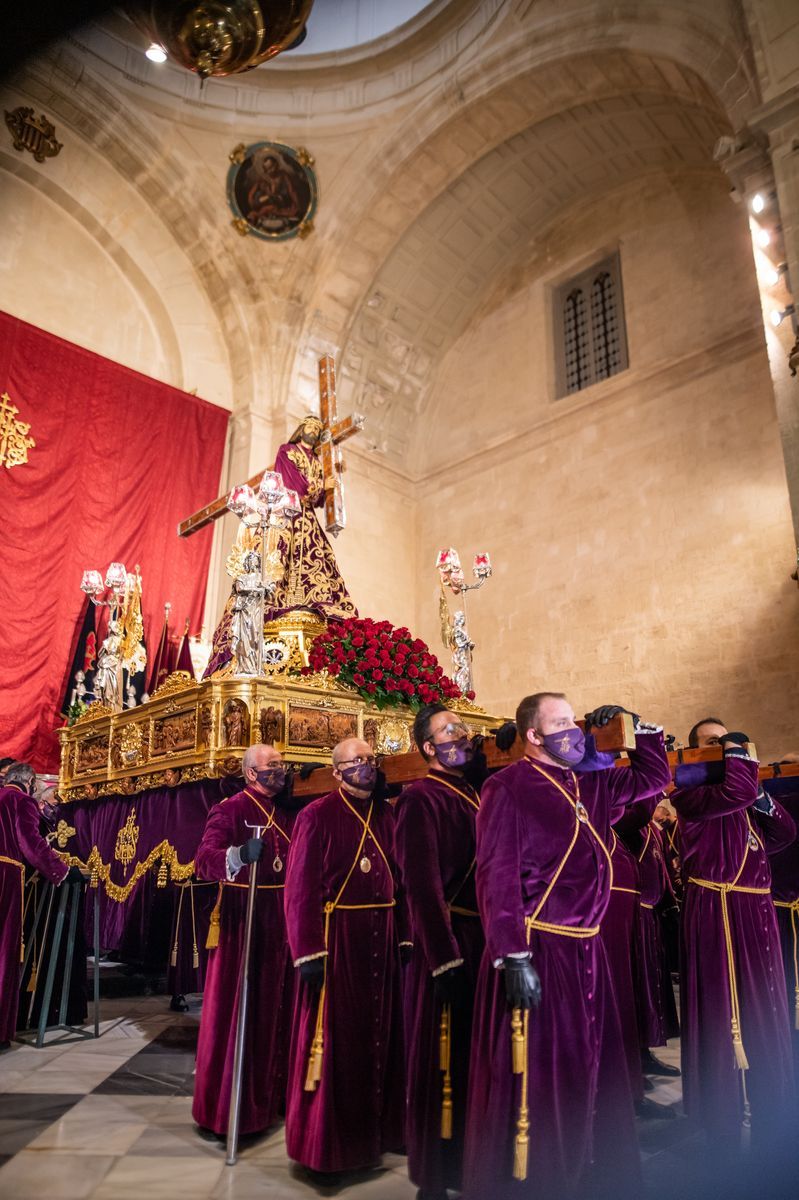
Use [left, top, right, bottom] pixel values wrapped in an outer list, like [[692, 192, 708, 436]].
[[352, 673, 365, 685], [351, 634, 364, 647], [407, 664, 419, 679], [372, 669, 384, 681], [365, 682, 377, 695], [467, 690, 476, 700]]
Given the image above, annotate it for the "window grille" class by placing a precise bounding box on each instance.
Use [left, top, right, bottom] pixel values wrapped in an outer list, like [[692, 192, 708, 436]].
[[555, 254, 628, 397]]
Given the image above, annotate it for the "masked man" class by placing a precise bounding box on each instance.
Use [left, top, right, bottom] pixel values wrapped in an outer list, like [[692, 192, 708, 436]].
[[395, 705, 486, 1200], [673, 719, 795, 1151], [192, 744, 298, 1137], [284, 737, 406, 1181], [0, 763, 81, 1048], [464, 693, 670, 1199]]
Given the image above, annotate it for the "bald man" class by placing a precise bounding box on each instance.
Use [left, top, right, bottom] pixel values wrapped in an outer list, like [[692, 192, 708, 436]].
[[284, 737, 406, 1181], [192, 744, 299, 1137]]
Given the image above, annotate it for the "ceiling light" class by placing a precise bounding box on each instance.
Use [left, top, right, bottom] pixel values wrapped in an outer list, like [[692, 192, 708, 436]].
[[763, 267, 781, 287], [145, 43, 167, 63], [755, 226, 771, 248], [751, 193, 765, 214]]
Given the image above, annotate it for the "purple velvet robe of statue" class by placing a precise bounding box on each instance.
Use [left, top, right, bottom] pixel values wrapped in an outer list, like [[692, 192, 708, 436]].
[[601, 829, 644, 1103], [464, 732, 670, 1199], [284, 788, 405, 1173], [763, 782, 799, 1084], [0, 785, 69, 1041], [191, 789, 297, 1135], [673, 758, 796, 1141], [394, 770, 485, 1193], [616, 800, 679, 1048]]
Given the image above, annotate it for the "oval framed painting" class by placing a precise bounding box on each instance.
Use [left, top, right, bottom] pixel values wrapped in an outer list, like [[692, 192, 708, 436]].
[[227, 141, 318, 241]]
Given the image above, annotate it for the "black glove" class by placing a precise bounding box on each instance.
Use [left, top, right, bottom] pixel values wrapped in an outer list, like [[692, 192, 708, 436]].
[[462, 740, 488, 790], [298, 761, 326, 780], [503, 956, 542, 1009], [721, 731, 750, 750], [299, 958, 325, 992], [433, 961, 466, 1005], [64, 865, 86, 885], [238, 837, 264, 865], [584, 705, 639, 730], [373, 767, 389, 805], [494, 721, 517, 752]]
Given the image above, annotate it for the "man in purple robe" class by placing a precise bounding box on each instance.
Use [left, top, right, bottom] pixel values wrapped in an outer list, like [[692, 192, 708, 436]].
[[603, 824, 649, 1112], [284, 736, 406, 1182], [672, 718, 795, 1152], [464, 693, 670, 1199], [0, 763, 80, 1048], [192, 743, 298, 1137], [395, 704, 486, 1200], [767, 761, 799, 1089], [615, 797, 680, 1082]]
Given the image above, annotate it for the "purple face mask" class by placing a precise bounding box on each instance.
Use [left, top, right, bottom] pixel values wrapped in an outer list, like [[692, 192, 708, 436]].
[[339, 762, 378, 790], [255, 766, 287, 794], [433, 737, 474, 769], [540, 727, 586, 767]]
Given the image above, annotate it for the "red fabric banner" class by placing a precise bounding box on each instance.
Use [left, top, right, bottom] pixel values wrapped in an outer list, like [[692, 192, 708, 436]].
[[0, 312, 229, 770]]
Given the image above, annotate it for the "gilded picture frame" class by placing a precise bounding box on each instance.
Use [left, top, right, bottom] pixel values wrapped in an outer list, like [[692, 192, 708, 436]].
[[227, 140, 317, 241]]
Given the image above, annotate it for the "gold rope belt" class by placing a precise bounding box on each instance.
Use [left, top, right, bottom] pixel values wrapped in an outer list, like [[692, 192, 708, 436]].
[[611, 886, 640, 895], [449, 904, 480, 918], [525, 915, 599, 939], [0, 854, 26, 963], [688, 877, 772, 1073], [223, 880, 286, 890], [774, 898, 799, 1030], [640, 902, 654, 910]]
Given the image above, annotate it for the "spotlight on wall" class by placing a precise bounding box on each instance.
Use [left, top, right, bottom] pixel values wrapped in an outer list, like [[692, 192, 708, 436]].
[[145, 43, 168, 63], [751, 193, 766, 214], [762, 262, 788, 288], [770, 304, 795, 328], [756, 226, 771, 248]]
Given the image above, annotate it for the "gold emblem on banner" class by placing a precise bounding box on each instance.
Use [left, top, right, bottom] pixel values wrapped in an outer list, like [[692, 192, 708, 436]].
[[115, 807, 140, 875], [0, 393, 35, 469], [5, 106, 62, 162]]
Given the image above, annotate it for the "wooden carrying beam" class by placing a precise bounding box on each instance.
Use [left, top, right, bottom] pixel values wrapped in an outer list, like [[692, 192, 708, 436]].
[[178, 468, 266, 538], [292, 712, 636, 798]]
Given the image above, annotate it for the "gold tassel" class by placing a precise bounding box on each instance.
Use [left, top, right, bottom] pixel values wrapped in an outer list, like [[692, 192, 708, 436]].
[[732, 1019, 749, 1072], [440, 1004, 453, 1140], [205, 886, 222, 950], [511, 1007, 525, 1074], [170, 943, 178, 968], [193, 947, 199, 969], [27, 965, 37, 994], [20, 938, 25, 964], [157, 859, 168, 888], [304, 984, 326, 1092], [90, 865, 99, 888], [794, 990, 799, 1032], [512, 1010, 530, 1181]]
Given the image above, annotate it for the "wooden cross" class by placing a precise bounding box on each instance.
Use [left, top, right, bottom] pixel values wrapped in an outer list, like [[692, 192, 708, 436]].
[[177, 355, 364, 539]]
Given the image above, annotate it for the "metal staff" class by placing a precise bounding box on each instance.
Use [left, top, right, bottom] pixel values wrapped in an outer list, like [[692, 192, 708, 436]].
[[226, 819, 266, 1167]]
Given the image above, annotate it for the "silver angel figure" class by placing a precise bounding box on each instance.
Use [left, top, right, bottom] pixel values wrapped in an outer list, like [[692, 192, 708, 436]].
[[94, 621, 122, 709], [231, 551, 266, 675], [451, 610, 475, 696]]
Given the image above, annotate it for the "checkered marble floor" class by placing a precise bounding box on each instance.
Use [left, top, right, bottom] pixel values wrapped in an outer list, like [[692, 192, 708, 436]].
[[0, 995, 786, 1200]]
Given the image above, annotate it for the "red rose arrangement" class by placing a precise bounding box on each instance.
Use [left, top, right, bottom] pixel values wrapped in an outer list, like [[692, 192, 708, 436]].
[[302, 617, 471, 711]]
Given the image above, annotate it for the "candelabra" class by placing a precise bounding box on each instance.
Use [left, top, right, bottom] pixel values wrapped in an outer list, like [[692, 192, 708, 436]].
[[436, 548, 492, 696], [227, 471, 301, 675], [80, 561, 130, 619]]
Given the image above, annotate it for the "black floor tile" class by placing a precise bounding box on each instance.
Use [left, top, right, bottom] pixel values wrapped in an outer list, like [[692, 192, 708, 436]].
[[93, 1023, 197, 1097], [0, 1094, 82, 1122]]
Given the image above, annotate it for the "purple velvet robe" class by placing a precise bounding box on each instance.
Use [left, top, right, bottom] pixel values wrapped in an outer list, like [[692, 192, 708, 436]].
[[166, 879, 217, 997], [394, 769, 485, 1193], [673, 759, 796, 1140], [191, 789, 297, 1135], [763, 784, 799, 1085], [616, 800, 679, 1048], [464, 733, 670, 1199], [0, 785, 69, 1041], [284, 788, 405, 1173], [601, 829, 644, 1102]]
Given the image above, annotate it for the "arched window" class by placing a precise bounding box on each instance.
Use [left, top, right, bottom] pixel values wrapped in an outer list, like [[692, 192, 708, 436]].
[[555, 253, 628, 397]]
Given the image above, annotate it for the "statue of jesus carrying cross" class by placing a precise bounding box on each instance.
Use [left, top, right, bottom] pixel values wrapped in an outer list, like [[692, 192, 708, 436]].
[[181, 356, 364, 679]]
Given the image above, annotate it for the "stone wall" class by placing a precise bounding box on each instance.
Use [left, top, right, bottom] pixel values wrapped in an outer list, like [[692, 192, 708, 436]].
[[415, 170, 799, 759]]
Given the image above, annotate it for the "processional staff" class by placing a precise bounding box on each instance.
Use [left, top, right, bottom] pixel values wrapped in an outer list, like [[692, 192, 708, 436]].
[[226, 817, 266, 1167]]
